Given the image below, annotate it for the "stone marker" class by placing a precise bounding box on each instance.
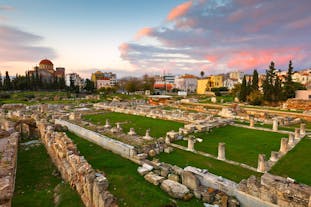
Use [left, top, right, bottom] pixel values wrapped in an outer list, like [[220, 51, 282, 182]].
[[104, 119, 111, 128], [272, 118, 278, 131], [187, 138, 194, 151], [257, 154, 266, 172], [143, 129, 153, 140], [128, 128, 136, 136], [300, 123, 306, 135], [217, 142, 226, 160], [270, 151, 279, 162], [165, 136, 171, 144], [288, 133, 295, 146], [279, 138, 288, 154], [249, 116, 255, 128], [295, 128, 300, 139], [116, 122, 121, 130]]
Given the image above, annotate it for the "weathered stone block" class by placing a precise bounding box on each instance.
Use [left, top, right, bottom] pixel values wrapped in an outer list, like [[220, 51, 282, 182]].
[[160, 179, 192, 200]]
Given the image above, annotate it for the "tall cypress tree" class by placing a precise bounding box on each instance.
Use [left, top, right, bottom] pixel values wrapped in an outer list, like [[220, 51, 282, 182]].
[[239, 75, 247, 102], [3, 71, 12, 90], [252, 69, 259, 91], [283, 60, 295, 99], [0, 72, 3, 90]]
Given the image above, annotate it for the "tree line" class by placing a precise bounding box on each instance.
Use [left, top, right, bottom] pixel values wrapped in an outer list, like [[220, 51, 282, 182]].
[[237, 61, 305, 105], [0, 70, 66, 91]]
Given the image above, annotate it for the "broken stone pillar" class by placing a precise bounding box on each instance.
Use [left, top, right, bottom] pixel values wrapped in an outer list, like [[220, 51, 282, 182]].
[[128, 128, 136, 136], [104, 119, 111, 128], [187, 138, 194, 151], [279, 138, 288, 154], [295, 128, 300, 139], [143, 129, 153, 140], [165, 136, 171, 144], [288, 133, 295, 146], [217, 142, 226, 160], [272, 118, 278, 131], [249, 116, 255, 128], [270, 151, 279, 162], [116, 122, 122, 130], [300, 123, 306, 135], [257, 154, 266, 172]]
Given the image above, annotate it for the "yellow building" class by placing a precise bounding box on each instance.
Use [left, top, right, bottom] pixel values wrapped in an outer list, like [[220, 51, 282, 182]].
[[196, 75, 224, 94]]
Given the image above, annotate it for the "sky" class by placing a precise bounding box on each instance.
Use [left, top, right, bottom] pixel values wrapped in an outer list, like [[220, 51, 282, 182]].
[[0, 0, 311, 78]]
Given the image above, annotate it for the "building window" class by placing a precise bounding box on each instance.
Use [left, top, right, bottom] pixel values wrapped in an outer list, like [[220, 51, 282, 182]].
[[309, 95, 311, 99]]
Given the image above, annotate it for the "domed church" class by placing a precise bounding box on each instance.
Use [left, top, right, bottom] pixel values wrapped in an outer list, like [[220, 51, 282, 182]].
[[29, 59, 65, 82]]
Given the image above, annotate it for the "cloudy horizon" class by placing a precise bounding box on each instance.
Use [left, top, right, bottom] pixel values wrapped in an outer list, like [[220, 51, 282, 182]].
[[0, 0, 310, 78]]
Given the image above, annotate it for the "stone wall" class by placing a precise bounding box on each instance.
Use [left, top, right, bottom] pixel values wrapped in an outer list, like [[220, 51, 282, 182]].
[[0, 132, 19, 207], [285, 99, 311, 110], [238, 173, 311, 207], [55, 119, 136, 159], [36, 121, 118, 207]]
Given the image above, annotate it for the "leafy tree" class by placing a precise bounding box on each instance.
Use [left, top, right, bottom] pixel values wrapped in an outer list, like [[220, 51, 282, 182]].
[[247, 90, 263, 105], [231, 83, 241, 97], [84, 79, 95, 93]]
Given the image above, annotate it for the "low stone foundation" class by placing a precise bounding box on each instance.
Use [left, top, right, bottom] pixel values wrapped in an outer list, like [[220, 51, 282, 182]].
[[238, 173, 311, 207], [36, 121, 118, 207], [285, 99, 311, 111], [0, 132, 19, 207]]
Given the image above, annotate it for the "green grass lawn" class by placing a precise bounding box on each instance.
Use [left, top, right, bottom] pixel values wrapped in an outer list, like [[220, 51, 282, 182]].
[[12, 140, 84, 207], [174, 125, 284, 167], [235, 120, 311, 132], [270, 138, 311, 186], [83, 112, 184, 138], [156, 148, 260, 183], [67, 132, 203, 207]]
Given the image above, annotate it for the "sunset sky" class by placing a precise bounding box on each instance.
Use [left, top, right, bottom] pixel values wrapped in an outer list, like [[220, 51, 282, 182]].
[[0, 0, 310, 78]]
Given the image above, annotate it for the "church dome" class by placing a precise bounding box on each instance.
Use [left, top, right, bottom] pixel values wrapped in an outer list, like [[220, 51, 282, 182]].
[[39, 59, 53, 66]]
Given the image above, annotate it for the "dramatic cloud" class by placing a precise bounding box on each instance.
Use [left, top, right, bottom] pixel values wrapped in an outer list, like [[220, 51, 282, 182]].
[[167, 1, 192, 21], [134, 27, 154, 40], [0, 25, 56, 62], [120, 0, 311, 75]]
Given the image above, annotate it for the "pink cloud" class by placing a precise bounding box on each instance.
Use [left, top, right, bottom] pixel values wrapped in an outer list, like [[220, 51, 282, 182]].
[[167, 1, 193, 21], [118, 43, 129, 59], [226, 48, 303, 70], [286, 16, 311, 29], [134, 27, 154, 40]]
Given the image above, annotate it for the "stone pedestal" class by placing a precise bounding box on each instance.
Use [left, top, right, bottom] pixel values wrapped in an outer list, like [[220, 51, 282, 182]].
[[143, 129, 153, 140], [272, 118, 278, 131], [270, 151, 279, 162], [187, 138, 194, 151], [217, 142, 226, 160], [300, 123, 306, 135], [288, 133, 295, 146], [128, 128, 136, 136], [165, 136, 171, 144], [104, 119, 111, 128], [279, 138, 288, 154], [249, 116, 255, 128], [295, 128, 300, 139], [257, 154, 266, 172]]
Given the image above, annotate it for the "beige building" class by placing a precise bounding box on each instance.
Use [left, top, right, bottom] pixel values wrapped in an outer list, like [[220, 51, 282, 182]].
[[295, 90, 311, 100], [196, 75, 224, 94]]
